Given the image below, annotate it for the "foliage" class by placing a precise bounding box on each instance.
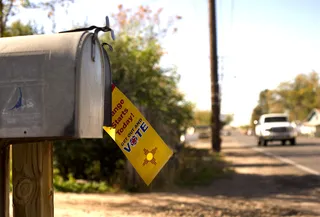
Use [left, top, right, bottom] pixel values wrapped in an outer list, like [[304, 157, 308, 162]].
[[273, 72, 320, 121], [250, 89, 270, 127], [0, 0, 74, 36], [53, 136, 125, 182], [194, 110, 233, 128], [103, 5, 194, 136], [174, 147, 233, 187], [250, 105, 263, 128], [110, 5, 181, 41], [194, 110, 211, 125], [221, 114, 233, 127], [120, 146, 233, 192], [10, 166, 115, 194], [53, 168, 116, 193], [250, 71, 320, 125], [54, 5, 194, 185], [4, 20, 40, 37]]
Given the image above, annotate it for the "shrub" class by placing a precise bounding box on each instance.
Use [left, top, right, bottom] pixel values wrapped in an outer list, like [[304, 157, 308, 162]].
[[174, 147, 234, 187], [53, 168, 116, 193]]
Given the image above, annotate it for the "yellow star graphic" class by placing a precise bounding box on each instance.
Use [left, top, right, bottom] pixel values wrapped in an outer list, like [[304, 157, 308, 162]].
[[143, 147, 157, 166]]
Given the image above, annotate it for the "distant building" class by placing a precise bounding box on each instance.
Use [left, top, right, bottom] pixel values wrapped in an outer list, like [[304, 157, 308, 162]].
[[299, 108, 320, 137]]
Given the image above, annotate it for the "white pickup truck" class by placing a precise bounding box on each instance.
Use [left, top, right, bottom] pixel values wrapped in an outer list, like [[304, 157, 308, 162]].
[[254, 113, 297, 146]]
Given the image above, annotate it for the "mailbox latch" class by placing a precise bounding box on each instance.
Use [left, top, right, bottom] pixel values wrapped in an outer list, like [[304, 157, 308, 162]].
[[59, 16, 115, 62]]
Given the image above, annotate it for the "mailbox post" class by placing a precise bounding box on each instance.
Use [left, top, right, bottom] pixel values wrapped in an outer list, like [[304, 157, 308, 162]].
[[0, 142, 9, 217], [0, 17, 114, 217]]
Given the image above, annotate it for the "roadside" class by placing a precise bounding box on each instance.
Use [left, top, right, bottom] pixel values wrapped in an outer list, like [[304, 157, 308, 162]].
[[186, 136, 320, 216], [10, 136, 320, 217], [213, 136, 320, 214]]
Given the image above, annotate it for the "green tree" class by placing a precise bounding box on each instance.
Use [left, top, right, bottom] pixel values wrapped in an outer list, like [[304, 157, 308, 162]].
[[250, 89, 270, 127], [4, 20, 41, 36], [251, 71, 320, 125], [0, 0, 74, 36], [258, 89, 270, 114], [267, 89, 285, 113], [250, 105, 262, 128], [194, 111, 233, 127], [222, 114, 233, 127], [273, 71, 320, 121], [102, 5, 193, 142], [194, 110, 211, 125]]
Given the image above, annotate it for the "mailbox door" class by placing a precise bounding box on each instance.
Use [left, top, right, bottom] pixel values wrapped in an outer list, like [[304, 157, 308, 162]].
[[103, 48, 112, 127], [75, 33, 105, 138]]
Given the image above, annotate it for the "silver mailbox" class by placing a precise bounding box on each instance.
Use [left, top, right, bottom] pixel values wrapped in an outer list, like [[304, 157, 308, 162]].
[[0, 31, 112, 140]]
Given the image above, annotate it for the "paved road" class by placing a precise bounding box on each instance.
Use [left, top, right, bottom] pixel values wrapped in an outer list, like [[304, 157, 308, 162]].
[[228, 129, 320, 175]]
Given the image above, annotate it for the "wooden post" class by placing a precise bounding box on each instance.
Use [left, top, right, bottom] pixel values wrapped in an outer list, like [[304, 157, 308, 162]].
[[12, 142, 53, 217], [209, 0, 221, 152], [0, 143, 10, 217]]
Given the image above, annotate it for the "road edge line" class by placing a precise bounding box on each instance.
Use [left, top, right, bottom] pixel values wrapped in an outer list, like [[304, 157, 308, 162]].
[[252, 147, 320, 176]]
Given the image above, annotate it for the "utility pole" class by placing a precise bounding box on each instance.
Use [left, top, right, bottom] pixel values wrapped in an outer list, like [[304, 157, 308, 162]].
[[209, 0, 221, 152]]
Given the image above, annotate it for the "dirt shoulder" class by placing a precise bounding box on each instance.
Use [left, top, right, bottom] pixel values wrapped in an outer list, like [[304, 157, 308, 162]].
[[11, 136, 320, 217], [189, 137, 320, 216]]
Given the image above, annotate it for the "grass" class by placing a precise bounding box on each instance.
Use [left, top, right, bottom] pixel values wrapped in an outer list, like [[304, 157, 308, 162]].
[[53, 169, 117, 193], [127, 145, 235, 192], [9, 166, 117, 194], [174, 146, 234, 187], [7, 146, 234, 193], [8, 146, 116, 194]]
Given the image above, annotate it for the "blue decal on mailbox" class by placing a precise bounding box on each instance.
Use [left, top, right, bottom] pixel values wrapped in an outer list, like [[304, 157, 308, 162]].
[[9, 87, 23, 110]]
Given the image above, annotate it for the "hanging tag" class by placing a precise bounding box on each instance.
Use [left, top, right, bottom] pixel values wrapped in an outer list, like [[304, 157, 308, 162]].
[[103, 84, 173, 186]]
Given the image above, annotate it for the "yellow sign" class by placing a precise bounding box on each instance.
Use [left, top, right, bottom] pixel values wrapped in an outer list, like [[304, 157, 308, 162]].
[[103, 84, 173, 185]]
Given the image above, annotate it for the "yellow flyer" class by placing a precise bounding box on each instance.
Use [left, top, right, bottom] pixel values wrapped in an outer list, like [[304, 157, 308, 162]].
[[103, 84, 173, 185]]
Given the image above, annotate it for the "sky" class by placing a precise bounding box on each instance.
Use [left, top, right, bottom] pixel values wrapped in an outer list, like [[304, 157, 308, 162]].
[[10, 0, 320, 126]]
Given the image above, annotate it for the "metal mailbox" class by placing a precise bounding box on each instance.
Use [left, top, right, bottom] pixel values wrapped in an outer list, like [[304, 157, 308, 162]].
[[0, 31, 112, 140]]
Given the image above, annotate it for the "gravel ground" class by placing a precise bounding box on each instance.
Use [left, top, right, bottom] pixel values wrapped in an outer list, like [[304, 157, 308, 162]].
[[10, 136, 320, 217], [52, 191, 319, 217]]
